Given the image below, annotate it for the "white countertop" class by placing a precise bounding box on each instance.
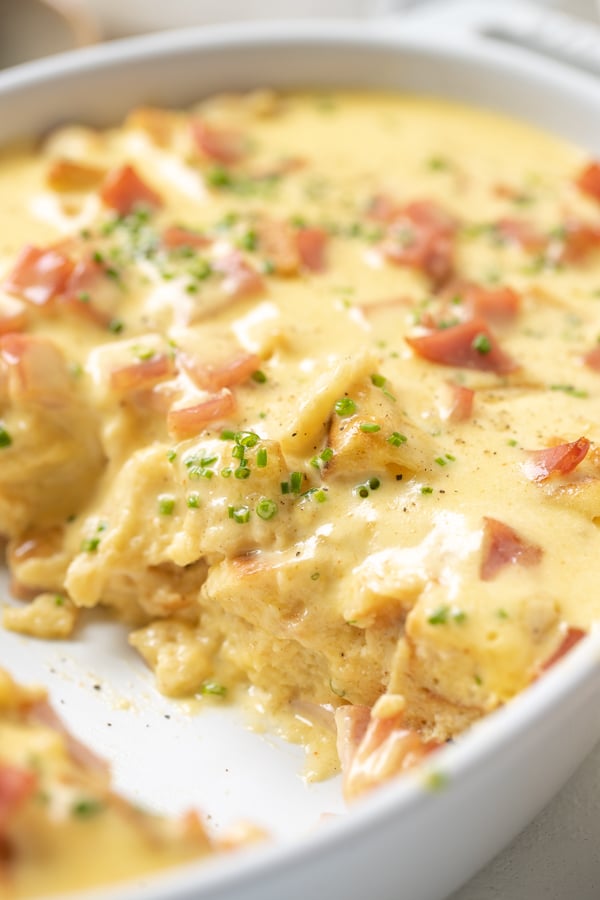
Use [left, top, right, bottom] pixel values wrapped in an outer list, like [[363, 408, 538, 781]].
[[451, 738, 600, 899]]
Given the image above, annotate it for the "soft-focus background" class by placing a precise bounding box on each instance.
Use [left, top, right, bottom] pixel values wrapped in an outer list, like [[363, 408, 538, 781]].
[[1, 0, 600, 67], [1, 1, 599, 898]]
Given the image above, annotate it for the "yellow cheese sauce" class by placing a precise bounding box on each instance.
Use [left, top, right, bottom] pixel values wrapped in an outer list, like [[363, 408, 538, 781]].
[[0, 668, 258, 898], [2, 89, 600, 883]]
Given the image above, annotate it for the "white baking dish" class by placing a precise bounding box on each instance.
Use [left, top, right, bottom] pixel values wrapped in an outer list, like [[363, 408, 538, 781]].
[[1, 20, 600, 900]]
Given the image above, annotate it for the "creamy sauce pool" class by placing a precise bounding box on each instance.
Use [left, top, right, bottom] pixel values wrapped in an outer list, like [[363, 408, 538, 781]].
[[1, 91, 600, 840]]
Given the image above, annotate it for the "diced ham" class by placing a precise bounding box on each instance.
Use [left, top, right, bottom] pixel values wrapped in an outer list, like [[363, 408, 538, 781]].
[[334, 705, 371, 775], [162, 226, 210, 250], [213, 252, 265, 299], [575, 160, 600, 202], [495, 216, 600, 264], [252, 156, 306, 180], [125, 106, 178, 146], [167, 389, 236, 439], [110, 353, 175, 394], [190, 120, 246, 165], [522, 436, 590, 483], [439, 381, 474, 423], [539, 627, 587, 672], [0, 294, 28, 334], [100, 164, 162, 215], [366, 193, 402, 224], [406, 317, 517, 374], [480, 516, 543, 581], [182, 352, 261, 392], [494, 218, 544, 252], [256, 221, 329, 275], [464, 284, 521, 322], [404, 200, 457, 235], [46, 158, 105, 192], [335, 705, 439, 800], [0, 334, 73, 407], [130, 385, 177, 415], [380, 200, 457, 288], [257, 220, 299, 275], [0, 764, 36, 828], [60, 258, 116, 326], [549, 221, 600, 264], [296, 226, 328, 272], [2, 245, 74, 306], [583, 344, 600, 371]]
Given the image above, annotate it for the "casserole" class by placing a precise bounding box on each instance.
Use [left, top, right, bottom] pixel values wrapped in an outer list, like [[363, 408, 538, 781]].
[[1, 19, 600, 900]]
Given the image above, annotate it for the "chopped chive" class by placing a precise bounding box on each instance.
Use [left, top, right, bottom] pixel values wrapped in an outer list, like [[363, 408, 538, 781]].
[[158, 494, 175, 515], [359, 422, 381, 433], [334, 397, 357, 417], [368, 477, 381, 491], [435, 456, 447, 466], [81, 537, 100, 553], [166, 449, 177, 462], [236, 431, 259, 448], [239, 229, 258, 251], [251, 369, 267, 383], [388, 432, 408, 447], [71, 798, 104, 818], [355, 482, 370, 499], [133, 345, 155, 361], [549, 384, 588, 398], [54, 595, 65, 607], [423, 770, 449, 792], [427, 155, 449, 171], [370, 373, 386, 388], [221, 467, 232, 478], [421, 486, 434, 495], [428, 606, 449, 625], [289, 471, 303, 493], [234, 466, 250, 480], [310, 447, 334, 468], [280, 481, 290, 494], [205, 165, 233, 188], [221, 429, 236, 440], [256, 498, 277, 520], [231, 444, 246, 461], [310, 571, 320, 581], [313, 489, 327, 503], [472, 332, 491, 354], [256, 447, 268, 467], [190, 259, 212, 280], [186, 493, 200, 509], [108, 318, 124, 334], [229, 505, 250, 524], [198, 680, 227, 697], [0, 424, 12, 449]]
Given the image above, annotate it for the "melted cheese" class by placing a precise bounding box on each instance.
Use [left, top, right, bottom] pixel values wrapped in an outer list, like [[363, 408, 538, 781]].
[[1, 90, 600, 840], [0, 669, 234, 898]]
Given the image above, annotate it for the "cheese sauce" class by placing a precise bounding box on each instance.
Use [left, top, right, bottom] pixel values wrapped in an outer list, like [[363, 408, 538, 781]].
[[1, 90, 600, 835]]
